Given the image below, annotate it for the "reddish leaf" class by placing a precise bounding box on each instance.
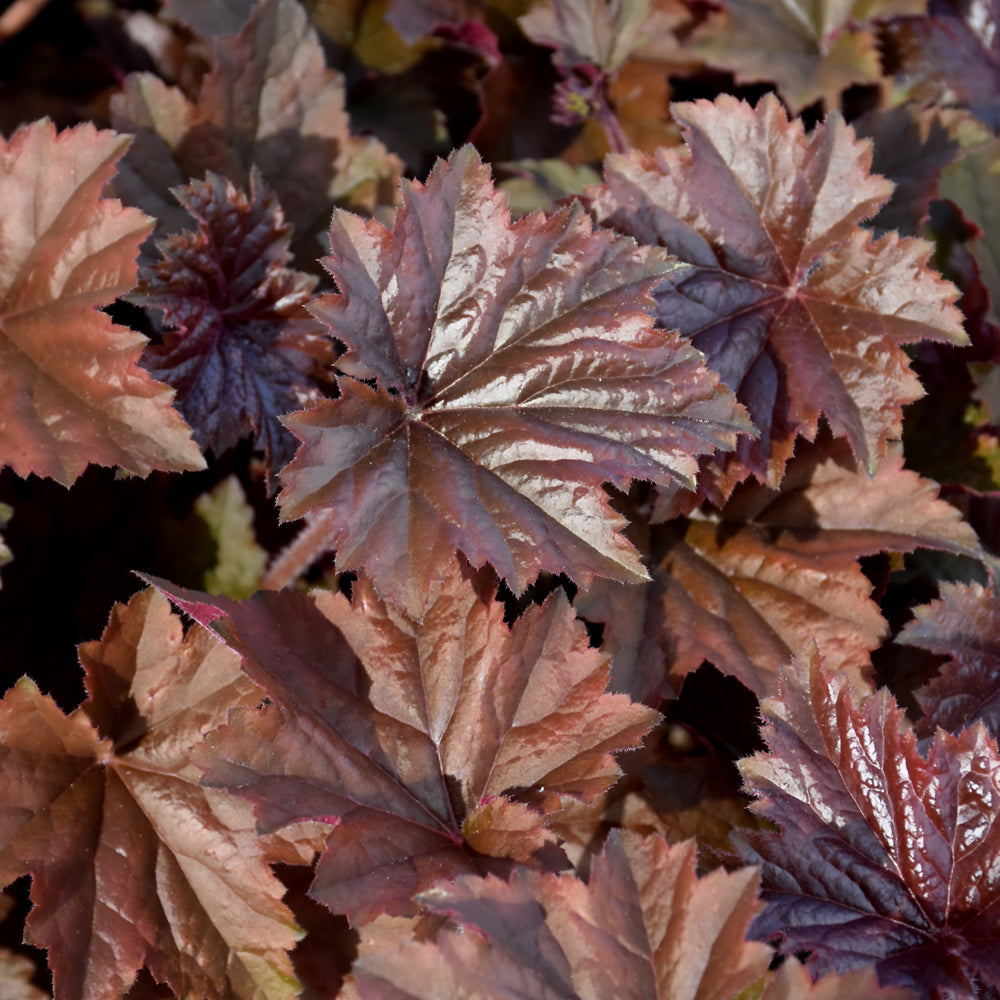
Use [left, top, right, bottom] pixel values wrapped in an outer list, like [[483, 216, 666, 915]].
[[585, 95, 966, 499], [0, 120, 204, 485], [688, 0, 922, 113], [897, 579, 1000, 737], [577, 436, 980, 702], [155, 559, 660, 922], [133, 171, 331, 474], [109, 0, 400, 259], [349, 831, 773, 1000], [736, 646, 1000, 998], [0, 589, 307, 1000], [278, 144, 750, 613]]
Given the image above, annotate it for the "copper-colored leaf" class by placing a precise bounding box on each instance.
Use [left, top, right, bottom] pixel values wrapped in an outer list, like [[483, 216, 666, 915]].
[[736, 646, 1000, 997], [278, 144, 751, 613], [350, 831, 773, 999], [585, 94, 966, 498], [155, 558, 659, 922], [0, 589, 304, 1000], [0, 120, 204, 485], [577, 437, 979, 702]]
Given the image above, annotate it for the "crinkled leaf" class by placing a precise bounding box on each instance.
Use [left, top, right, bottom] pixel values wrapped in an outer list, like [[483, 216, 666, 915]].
[[350, 831, 772, 1000], [133, 171, 329, 473], [155, 559, 659, 922], [110, 0, 400, 259], [577, 437, 980, 702], [897, 579, 1000, 737], [888, 0, 1000, 131], [0, 119, 204, 485], [0, 589, 305, 1000], [735, 646, 1000, 998], [585, 94, 966, 498], [279, 144, 750, 613], [689, 0, 923, 113]]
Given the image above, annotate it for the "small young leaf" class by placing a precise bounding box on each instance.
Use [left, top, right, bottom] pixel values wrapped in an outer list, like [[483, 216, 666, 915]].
[[897, 578, 1000, 737], [133, 171, 330, 473]]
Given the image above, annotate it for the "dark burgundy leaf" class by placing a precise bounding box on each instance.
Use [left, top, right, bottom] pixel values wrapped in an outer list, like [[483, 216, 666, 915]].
[[133, 170, 330, 474], [897, 579, 1000, 736], [736, 646, 1000, 998], [888, 0, 1000, 132]]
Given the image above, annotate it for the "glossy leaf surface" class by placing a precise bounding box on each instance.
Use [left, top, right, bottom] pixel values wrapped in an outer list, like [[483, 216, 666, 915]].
[[279, 144, 751, 612], [736, 647, 1000, 998]]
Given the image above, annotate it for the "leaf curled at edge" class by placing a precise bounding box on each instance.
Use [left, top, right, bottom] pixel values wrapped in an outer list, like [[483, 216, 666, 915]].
[[735, 645, 1000, 998], [151, 558, 660, 923], [0, 119, 204, 485], [0, 589, 313, 1000], [585, 93, 966, 505], [276, 143, 752, 615]]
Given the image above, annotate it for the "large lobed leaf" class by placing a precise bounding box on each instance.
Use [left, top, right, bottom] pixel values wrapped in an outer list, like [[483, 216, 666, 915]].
[[736, 646, 1000, 998], [0, 120, 204, 485], [0, 589, 309, 1000], [278, 144, 751, 613], [576, 436, 980, 703], [133, 171, 330, 474], [155, 559, 659, 923], [585, 94, 966, 501]]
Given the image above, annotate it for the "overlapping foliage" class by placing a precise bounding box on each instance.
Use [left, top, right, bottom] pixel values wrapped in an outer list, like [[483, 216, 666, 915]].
[[1, 0, 1000, 998]]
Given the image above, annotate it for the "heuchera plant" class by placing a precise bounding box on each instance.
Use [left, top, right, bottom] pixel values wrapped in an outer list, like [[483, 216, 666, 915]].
[[3, 0, 1000, 998]]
